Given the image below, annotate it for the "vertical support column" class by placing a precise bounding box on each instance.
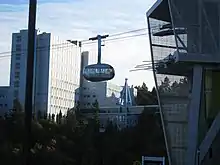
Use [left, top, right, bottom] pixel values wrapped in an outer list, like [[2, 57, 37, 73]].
[[186, 65, 203, 165], [97, 35, 102, 64]]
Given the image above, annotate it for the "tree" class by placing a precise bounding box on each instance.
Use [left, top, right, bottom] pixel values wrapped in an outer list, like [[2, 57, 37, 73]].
[[0, 81, 169, 165], [58, 110, 62, 125], [66, 108, 77, 128], [48, 113, 51, 121], [52, 114, 55, 122], [13, 99, 23, 112], [135, 83, 157, 105], [37, 110, 42, 120]]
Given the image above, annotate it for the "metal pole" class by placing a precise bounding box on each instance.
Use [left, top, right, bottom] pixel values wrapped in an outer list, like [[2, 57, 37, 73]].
[[197, 149, 200, 165], [89, 34, 109, 64], [97, 35, 102, 64], [24, 0, 37, 164]]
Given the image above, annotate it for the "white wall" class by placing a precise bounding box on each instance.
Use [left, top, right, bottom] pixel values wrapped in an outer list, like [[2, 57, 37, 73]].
[[47, 34, 81, 115]]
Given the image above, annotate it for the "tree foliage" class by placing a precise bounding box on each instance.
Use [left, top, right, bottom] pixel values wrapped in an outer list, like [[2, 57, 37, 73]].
[[0, 81, 170, 165], [135, 83, 158, 105]]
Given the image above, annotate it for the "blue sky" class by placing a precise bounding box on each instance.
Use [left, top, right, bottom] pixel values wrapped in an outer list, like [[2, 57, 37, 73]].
[[0, 0, 27, 4], [0, 0, 156, 88], [0, 0, 71, 4]]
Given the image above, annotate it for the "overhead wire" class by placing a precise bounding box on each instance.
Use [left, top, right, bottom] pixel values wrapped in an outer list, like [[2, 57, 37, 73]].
[[0, 42, 76, 58], [80, 27, 150, 43], [82, 33, 148, 46], [0, 25, 160, 58], [0, 24, 163, 61]]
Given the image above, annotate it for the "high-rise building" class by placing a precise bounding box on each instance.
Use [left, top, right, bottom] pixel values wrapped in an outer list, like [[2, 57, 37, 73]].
[[35, 32, 81, 115], [9, 30, 37, 110], [9, 30, 81, 115]]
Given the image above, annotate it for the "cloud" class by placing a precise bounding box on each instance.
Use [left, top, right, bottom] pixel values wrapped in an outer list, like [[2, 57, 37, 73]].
[[0, 0, 156, 89]]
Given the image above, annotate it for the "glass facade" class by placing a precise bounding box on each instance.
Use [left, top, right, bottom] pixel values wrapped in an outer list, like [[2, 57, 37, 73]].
[[147, 1, 190, 165], [147, 0, 220, 164]]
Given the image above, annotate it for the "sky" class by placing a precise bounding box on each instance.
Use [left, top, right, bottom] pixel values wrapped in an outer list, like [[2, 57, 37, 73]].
[[0, 0, 156, 89]]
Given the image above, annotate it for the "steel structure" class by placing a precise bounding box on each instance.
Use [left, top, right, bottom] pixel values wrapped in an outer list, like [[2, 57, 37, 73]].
[[147, 0, 220, 165], [119, 78, 134, 107]]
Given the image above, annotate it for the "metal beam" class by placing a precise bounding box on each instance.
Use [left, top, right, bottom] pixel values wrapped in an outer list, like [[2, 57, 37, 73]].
[[185, 65, 203, 165], [152, 43, 185, 50], [176, 35, 187, 51], [199, 111, 220, 164], [147, 15, 172, 165], [146, 0, 164, 17]]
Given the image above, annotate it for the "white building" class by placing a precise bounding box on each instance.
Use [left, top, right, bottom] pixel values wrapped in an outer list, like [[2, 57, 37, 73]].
[[35, 32, 81, 115], [9, 30, 81, 115]]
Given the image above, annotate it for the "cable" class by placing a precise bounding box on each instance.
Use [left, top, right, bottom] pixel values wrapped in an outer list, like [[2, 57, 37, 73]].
[[109, 28, 147, 37], [82, 33, 148, 46], [81, 26, 162, 46], [80, 26, 156, 43], [0, 31, 150, 58], [0, 42, 72, 56], [0, 42, 76, 58], [0, 25, 162, 58]]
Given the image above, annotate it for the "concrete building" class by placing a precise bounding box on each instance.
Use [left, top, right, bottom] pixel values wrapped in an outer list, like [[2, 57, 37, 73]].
[[80, 81, 122, 108], [9, 30, 81, 115], [9, 30, 37, 110], [34, 32, 81, 115], [0, 86, 9, 114]]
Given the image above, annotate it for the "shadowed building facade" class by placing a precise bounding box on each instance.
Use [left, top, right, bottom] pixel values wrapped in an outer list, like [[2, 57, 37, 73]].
[[147, 0, 220, 165]]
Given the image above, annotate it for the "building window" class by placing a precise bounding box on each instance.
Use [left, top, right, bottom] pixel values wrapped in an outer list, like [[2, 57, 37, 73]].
[[14, 81, 20, 87], [14, 90, 19, 98], [16, 56, 20, 60], [16, 36, 21, 42], [93, 95, 96, 98], [15, 72, 20, 79], [15, 75, 20, 79], [16, 53, 21, 57], [16, 44, 21, 51], [15, 63, 20, 69]]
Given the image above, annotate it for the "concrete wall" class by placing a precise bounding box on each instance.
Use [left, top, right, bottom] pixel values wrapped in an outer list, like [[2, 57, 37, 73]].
[[0, 86, 9, 115]]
